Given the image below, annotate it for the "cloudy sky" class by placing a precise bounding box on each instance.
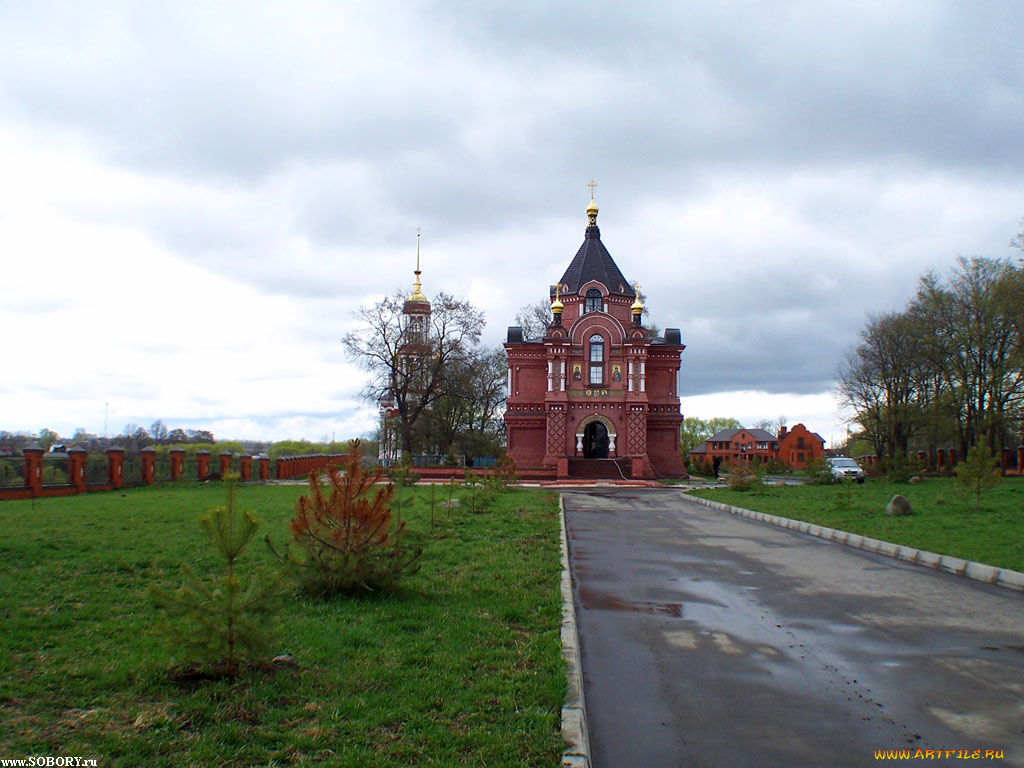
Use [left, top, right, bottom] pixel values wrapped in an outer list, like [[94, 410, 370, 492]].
[[2, 1, 1022, 446]]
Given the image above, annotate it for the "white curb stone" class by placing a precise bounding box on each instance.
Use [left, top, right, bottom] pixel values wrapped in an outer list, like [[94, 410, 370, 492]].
[[559, 496, 592, 768], [997, 569, 1024, 590]]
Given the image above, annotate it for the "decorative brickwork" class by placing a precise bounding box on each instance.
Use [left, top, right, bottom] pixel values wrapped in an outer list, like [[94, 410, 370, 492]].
[[547, 405, 566, 454], [628, 409, 647, 456]]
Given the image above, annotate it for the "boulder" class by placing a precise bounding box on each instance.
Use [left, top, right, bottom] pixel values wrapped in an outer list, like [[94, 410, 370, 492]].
[[886, 494, 912, 516]]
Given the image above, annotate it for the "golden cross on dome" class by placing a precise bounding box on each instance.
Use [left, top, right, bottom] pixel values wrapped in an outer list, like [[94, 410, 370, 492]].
[[587, 179, 598, 201]]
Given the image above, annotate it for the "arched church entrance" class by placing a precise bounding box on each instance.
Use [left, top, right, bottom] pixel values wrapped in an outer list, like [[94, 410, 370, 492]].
[[583, 421, 610, 459]]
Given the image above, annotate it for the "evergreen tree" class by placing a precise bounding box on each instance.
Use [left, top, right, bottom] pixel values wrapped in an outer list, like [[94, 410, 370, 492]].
[[953, 445, 1003, 511], [151, 475, 284, 676], [271, 441, 421, 596]]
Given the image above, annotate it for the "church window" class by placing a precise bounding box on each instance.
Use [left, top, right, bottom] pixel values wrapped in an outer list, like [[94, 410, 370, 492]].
[[406, 315, 425, 343], [589, 334, 604, 384], [584, 289, 602, 313]]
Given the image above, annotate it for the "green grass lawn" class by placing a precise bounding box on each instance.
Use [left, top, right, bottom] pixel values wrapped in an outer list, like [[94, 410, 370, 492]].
[[687, 477, 1024, 573], [0, 482, 565, 767]]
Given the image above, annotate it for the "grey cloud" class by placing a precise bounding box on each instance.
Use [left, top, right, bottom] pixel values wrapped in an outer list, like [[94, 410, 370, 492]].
[[3, 0, 1023, 439]]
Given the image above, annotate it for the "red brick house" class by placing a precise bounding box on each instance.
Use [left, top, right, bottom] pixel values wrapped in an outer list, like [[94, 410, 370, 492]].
[[689, 423, 825, 470], [694, 428, 779, 468], [503, 195, 687, 479], [776, 423, 825, 467]]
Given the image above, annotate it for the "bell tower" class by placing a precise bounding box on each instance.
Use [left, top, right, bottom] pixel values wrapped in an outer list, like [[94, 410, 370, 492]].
[[380, 229, 433, 466], [403, 228, 431, 346]]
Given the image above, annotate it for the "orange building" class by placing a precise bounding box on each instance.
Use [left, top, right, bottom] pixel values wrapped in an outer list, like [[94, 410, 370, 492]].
[[689, 422, 825, 470], [776, 424, 825, 467], [694, 428, 778, 467]]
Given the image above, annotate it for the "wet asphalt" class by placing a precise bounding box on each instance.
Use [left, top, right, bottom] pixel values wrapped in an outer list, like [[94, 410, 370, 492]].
[[563, 488, 1024, 768]]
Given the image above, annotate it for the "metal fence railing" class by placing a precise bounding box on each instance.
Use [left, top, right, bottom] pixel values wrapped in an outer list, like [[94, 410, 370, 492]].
[[0, 450, 355, 497], [86, 455, 108, 484], [123, 459, 142, 485], [41, 454, 70, 486], [0, 457, 24, 488], [410, 454, 467, 468]]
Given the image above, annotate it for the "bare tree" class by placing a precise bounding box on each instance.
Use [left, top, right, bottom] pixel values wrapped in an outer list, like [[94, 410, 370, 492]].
[[914, 257, 1024, 455], [343, 291, 484, 456], [514, 299, 552, 340], [150, 420, 169, 443], [837, 312, 925, 457], [839, 255, 1024, 461]]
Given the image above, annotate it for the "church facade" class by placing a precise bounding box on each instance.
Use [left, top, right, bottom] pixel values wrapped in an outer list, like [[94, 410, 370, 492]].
[[504, 196, 687, 479]]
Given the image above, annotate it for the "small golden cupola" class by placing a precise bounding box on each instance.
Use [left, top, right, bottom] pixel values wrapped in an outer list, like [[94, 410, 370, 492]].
[[586, 179, 599, 225], [550, 282, 564, 325], [631, 282, 644, 325]]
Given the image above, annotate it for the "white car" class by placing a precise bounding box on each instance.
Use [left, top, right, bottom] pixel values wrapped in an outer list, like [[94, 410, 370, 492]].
[[827, 457, 866, 483]]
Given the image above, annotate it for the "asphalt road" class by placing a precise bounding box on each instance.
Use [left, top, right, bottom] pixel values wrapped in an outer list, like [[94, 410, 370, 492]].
[[563, 488, 1024, 768]]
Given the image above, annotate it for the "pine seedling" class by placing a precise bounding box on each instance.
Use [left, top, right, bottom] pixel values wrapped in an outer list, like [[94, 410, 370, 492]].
[[953, 444, 1002, 511], [493, 454, 519, 489], [272, 440, 421, 596], [151, 475, 284, 677]]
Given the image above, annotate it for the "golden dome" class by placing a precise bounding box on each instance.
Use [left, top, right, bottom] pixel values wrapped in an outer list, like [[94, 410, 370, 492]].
[[586, 199, 599, 216], [631, 282, 644, 313], [551, 283, 564, 312], [409, 274, 427, 302]]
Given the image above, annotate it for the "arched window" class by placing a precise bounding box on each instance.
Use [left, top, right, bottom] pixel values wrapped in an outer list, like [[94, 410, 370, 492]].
[[589, 333, 604, 385], [405, 315, 424, 343], [584, 289, 602, 314]]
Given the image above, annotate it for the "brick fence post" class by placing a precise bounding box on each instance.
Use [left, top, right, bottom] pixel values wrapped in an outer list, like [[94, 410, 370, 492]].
[[936, 449, 946, 471], [170, 448, 184, 481], [1018, 445, 1024, 476], [24, 444, 44, 496], [258, 455, 269, 480], [1001, 447, 1011, 476], [68, 446, 88, 493], [948, 448, 958, 468], [107, 447, 125, 489], [141, 447, 156, 485], [240, 454, 252, 481], [219, 451, 232, 476], [196, 449, 210, 480]]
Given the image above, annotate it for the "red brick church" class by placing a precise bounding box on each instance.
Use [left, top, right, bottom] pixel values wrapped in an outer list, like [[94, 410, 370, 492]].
[[504, 193, 687, 479]]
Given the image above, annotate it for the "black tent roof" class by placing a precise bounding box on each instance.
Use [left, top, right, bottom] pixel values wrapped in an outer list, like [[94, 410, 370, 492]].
[[557, 224, 634, 298]]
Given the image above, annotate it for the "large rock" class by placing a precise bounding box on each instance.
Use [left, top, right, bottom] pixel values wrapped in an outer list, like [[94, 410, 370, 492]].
[[886, 494, 912, 516]]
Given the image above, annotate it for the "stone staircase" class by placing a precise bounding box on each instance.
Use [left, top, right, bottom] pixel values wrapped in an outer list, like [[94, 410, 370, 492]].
[[568, 458, 632, 480]]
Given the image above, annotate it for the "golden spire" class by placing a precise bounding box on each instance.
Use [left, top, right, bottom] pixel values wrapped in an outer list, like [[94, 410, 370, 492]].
[[551, 282, 564, 313], [631, 281, 644, 314], [586, 179, 599, 222], [409, 227, 427, 302]]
